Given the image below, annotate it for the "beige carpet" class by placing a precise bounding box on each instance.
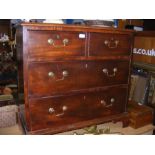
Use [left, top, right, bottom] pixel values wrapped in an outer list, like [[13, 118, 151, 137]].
[[0, 124, 24, 135], [0, 122, 154, 135], [57, 122, 154, 135]]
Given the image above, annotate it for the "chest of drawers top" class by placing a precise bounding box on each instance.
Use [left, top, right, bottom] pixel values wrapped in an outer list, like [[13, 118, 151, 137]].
[[20, 22, 133, 33], [17, 23, 133, 61]]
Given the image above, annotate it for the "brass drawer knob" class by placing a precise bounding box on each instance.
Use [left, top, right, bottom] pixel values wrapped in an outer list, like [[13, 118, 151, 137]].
[[49, 108, 55, 114], [48, 71, 55, 78], [48, 38, 54, 45], [62, 70, 69, 77], [62, 105, 68, 111], [113, 68, 117, 72], [100, 100, 106, 106], [110, 98, 115, 103], [63, 38, 69, 46], [102, 68, 108, 74]]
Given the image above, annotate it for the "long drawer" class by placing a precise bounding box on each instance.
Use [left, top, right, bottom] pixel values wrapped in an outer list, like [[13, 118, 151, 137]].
[[27, 30, 86, 58], [29, 87, 127, 131], [89, 33, 132, 57], [28, 60, 129, 97]]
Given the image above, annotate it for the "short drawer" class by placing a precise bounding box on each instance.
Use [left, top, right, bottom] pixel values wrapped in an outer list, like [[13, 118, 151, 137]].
[[29, 87, 127, 131], [89, 33, 132, 56], [27, 30, 86, 58], [28, 60, 129, 97]]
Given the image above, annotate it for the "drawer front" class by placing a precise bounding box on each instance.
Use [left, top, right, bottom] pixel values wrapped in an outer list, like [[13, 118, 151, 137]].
[[89, 33, 132, 56], [28, 30, 86, 58], [28, 60, 129, 97], [29, 87, 127, 131]]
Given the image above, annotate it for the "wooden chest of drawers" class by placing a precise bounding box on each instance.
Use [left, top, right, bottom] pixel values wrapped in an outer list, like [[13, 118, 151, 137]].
[[17, 23, 133, 134]]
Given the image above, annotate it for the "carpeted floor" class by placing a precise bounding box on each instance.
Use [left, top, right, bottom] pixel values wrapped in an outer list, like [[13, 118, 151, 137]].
[[0, 124, 23, 135], [0, 122, 154, 135]]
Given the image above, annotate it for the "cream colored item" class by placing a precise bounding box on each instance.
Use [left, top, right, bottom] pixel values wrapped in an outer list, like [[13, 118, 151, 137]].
[[43, 19, 64, 24]]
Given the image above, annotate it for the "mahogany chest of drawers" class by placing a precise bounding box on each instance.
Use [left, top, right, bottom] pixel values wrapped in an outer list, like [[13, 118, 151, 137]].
[[17, 23, 133, 134]]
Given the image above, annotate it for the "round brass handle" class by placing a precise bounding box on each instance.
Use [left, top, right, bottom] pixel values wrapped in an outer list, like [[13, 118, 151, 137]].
[[104, 98, 114, 108], [104, 39, 119, 48], [47, 38, 69, 47], [102, 67, 118, 77], [48, 71, 69, 81], [55, 105, 68, 117], [49, 106, 67, 116], [55, 70, 69, 81], [48, 71, 55, 78], [49, 108, 55, 114]]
